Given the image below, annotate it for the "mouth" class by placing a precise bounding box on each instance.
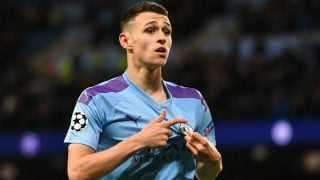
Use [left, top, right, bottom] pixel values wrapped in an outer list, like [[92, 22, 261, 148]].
[[155, 47, 168, 57]]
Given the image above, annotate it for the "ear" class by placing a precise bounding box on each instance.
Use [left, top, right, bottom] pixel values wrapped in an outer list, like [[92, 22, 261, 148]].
[[119, 32, 131, 50]]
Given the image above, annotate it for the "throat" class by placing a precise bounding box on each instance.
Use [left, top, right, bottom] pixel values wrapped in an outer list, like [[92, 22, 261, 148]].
[[149, 90, 168, 104], [148, 83, 169, 104]]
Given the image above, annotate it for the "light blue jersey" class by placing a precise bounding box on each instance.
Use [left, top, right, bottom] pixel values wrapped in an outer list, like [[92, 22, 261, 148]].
[[64, 72, 216, 180]]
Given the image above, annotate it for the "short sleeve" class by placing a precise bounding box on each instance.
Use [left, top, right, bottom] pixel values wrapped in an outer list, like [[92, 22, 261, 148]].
[[64, 91, 102, 151], [197, 94, 216, 145]]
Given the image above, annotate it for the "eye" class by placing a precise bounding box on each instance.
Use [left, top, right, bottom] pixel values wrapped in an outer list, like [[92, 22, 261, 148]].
[[145, 28, 156, 34], [163, 28, 172, 35]]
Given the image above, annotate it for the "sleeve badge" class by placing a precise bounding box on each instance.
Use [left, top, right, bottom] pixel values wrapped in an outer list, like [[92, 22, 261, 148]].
[[71, 111, 88, 132]]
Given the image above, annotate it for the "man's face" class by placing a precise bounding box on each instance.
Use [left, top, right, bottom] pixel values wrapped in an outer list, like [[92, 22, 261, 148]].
[[124, 12, 172, 69]]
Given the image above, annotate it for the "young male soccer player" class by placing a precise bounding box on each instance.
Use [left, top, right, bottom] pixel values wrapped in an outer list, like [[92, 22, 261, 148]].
[[64, 1, 222, 179]]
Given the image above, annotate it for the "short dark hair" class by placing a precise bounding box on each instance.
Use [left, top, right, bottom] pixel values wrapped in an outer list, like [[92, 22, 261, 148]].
[[120, 1, 168, 31]]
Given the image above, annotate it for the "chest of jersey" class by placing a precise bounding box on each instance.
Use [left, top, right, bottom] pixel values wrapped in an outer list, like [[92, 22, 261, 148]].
[[99, 97, 198, 144]]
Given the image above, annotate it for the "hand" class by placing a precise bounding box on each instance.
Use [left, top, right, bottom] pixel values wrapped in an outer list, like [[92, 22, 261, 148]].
[[185, 132, 222, 179], [135, 109, 187, 149], [184, 132, 221, 165]]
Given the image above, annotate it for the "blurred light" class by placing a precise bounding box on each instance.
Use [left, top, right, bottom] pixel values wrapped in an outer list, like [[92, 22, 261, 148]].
[[302, 150, 320, 174], [19, 132, 41, 158], [251, 145, 269, 162], [271, 119, 293, 146], [0, 162, 18, 180]]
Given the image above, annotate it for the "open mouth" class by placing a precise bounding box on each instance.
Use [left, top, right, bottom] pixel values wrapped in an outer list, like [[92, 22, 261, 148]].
[[155, 47, 167, 53]]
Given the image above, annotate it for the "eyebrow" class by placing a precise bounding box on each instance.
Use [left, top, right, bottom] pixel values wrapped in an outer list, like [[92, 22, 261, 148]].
[[144, 21, 171, 28]]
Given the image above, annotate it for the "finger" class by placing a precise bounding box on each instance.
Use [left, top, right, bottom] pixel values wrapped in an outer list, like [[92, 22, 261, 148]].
[[185, 135, 204, 150], [163, 129, 173, 137], [185, 136, 202, 155], [190, 132, 208, 144], [163, 118, 187, 127], [152, 109, 167, 123], [157, 140, 168, 148], [191, 140, 206, 152], [160, 134, 169, 142], [167, 129, 173, 137], [185, 142, 198, 156], [184, 135, 192, 142]]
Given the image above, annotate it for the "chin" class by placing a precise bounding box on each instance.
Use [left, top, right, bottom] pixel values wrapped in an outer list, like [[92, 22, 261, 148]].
[[158, 58, 168, 65], [149, 60, 167, 69]]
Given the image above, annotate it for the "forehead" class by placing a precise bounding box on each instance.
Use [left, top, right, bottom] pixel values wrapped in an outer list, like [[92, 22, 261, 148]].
[[132, 12, 171, 26]]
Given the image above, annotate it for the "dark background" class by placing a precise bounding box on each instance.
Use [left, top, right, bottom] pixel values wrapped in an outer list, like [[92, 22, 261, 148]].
[[1, 0, 320, 179]]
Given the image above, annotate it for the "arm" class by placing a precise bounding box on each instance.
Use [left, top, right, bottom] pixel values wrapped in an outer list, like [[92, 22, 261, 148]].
[[67, 136, 143, 180], [67, 110, 187, 180], [184, 132, 222, 180]]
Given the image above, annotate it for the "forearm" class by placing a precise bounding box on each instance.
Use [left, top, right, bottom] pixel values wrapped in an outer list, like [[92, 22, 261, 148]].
[[193, 138, 223, 180], [196, 160, 222, 180], [68, 135, 144, 180]]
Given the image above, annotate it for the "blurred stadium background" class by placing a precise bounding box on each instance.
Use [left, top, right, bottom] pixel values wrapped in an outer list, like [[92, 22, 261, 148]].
[[1, 0, 320, 179]]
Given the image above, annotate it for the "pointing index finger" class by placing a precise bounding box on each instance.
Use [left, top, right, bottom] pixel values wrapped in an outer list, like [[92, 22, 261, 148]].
[[163, 118, 187, 127]]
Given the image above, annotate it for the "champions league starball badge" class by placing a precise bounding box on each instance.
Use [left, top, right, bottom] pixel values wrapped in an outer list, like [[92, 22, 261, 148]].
[[71, 111, 88, 132], [180, 123, 193, 136]]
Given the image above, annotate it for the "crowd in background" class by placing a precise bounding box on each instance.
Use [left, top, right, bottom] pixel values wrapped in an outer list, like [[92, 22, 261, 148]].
[[1, 0, 320, 132], [1, 0, 320, 179]]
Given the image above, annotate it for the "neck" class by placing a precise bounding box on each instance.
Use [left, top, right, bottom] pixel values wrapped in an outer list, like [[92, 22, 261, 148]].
[[126, 66, 168, 103], [126, 67, 163, 93]]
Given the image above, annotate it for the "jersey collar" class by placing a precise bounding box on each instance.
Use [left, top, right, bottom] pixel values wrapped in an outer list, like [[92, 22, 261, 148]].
[[122, 71, 172, 109]]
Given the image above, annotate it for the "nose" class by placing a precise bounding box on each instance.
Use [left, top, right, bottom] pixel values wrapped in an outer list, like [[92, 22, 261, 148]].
[[157, 32, 166, 44], [157, 38, 166, 44]]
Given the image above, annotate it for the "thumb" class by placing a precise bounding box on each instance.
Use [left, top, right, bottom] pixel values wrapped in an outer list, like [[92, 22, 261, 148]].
[[153, 109, 166, 123]]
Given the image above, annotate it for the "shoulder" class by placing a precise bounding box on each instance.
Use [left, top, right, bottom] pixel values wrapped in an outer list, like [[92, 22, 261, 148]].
[[78, 75, 129, 105], [165, 81, 208, 110], [165, 81, 202, 100]]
